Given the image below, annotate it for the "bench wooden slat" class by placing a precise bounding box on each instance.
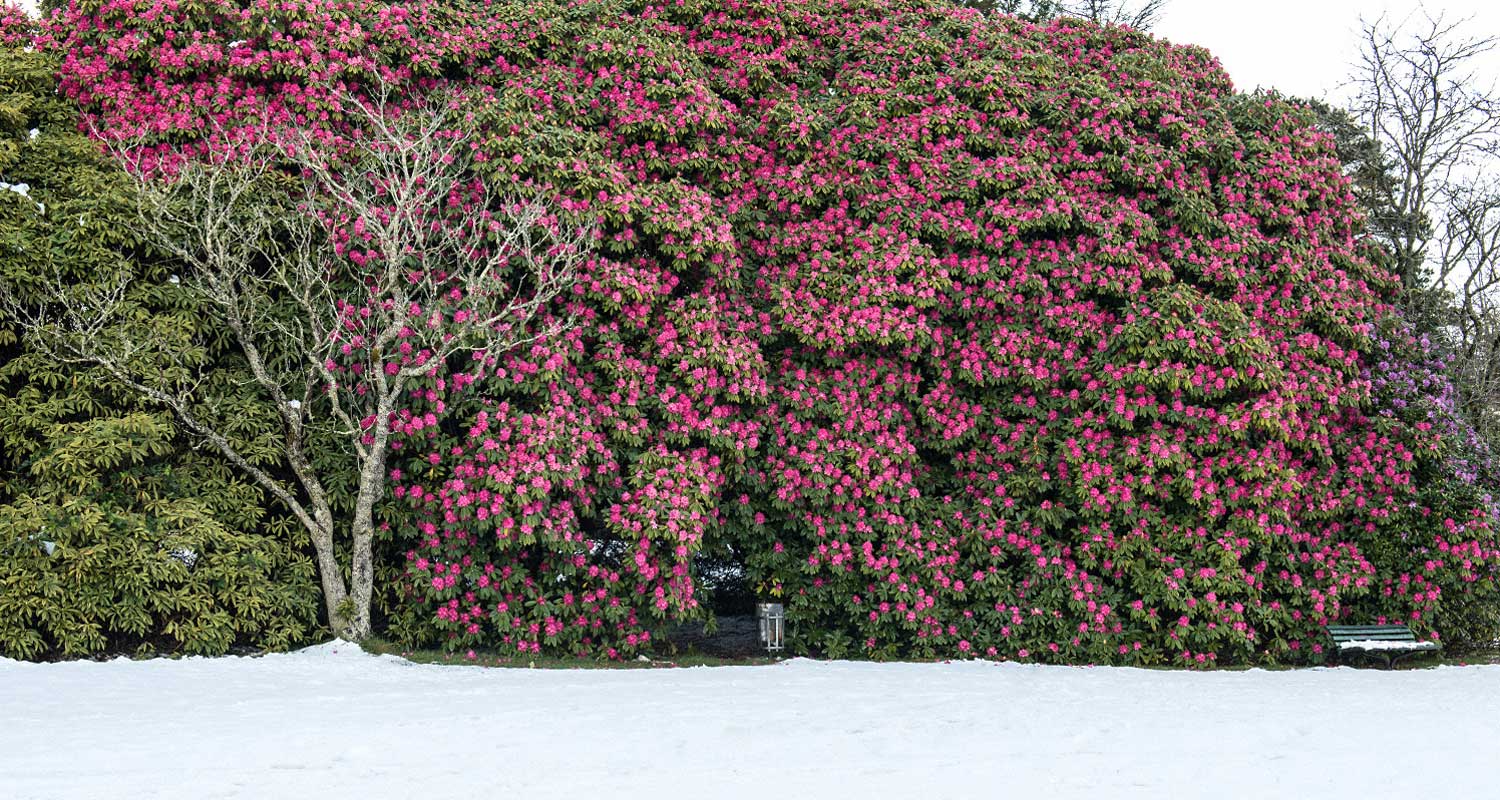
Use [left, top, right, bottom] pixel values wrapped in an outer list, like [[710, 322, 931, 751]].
[[1322, 624, 1439, 668], [1337, 641, 1437, 649]]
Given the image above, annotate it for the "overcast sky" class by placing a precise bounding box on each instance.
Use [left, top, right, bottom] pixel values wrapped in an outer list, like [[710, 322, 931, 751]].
[[6, 0, 1498, 104], [1153, 0, 1500, 102]]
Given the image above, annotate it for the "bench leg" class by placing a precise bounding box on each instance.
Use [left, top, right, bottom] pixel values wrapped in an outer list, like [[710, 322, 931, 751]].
[[1389, 650, 1431, 670], [1338, 649, 1433, 669]]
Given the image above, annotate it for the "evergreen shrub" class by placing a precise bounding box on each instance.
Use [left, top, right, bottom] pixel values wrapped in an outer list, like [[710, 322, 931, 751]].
[[0, 23, 319, 659]]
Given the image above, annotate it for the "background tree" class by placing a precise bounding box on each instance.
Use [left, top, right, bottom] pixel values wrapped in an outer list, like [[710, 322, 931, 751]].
[[2, 88, 591, 642], [1437, 183, 1500, 443], [1302, 100, 1414, 251], [966, 0, 1166, 28], [1060, 0, 1167, 28], [1346, 11, 1500, 456], [1349, 12, 1500, 292], [964, 0, 1064, 20]]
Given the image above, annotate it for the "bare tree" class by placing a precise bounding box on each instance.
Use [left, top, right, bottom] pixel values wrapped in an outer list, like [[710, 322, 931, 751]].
[[1061, 0, 1169, 29], [1347, 12, 1500, 453], [1438, 182, 1500, 443], [966, 0, 1166, 28], [1350, 12, 1500, 290], [0, 88, 592, 640], [1438, 182, 1500, 322]]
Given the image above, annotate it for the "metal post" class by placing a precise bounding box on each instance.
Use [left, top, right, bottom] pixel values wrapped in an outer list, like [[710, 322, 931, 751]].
[[757, 602, 784, 653]]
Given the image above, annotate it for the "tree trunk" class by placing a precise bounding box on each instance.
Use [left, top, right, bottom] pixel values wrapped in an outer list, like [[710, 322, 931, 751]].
[[308, 521, 355, 639], [345, 499, 376, 641], [342, 411, 393, 642], [346, 538, 374, 641]]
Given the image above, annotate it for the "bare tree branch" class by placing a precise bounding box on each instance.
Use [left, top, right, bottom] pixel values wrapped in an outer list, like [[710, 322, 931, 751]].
[[0, 78, 593, 640], [1063, 0, 1169, 29], [1344, 12, 1500, 452], [1349, 11, 1500, 290]]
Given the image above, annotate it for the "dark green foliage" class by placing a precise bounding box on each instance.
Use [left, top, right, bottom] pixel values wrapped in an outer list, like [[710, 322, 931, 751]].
[[1301, 98, 1428, 292], [964, 0, 1064, 20], [0, 39, 320, 660], [0, 417, 318, 658]]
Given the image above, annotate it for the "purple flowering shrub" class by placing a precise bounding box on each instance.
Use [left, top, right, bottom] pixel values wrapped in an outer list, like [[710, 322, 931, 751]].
[[1357, 318, 1500, 648], [44, 0, 1500, 661], [1368, 319, 1495, 488]]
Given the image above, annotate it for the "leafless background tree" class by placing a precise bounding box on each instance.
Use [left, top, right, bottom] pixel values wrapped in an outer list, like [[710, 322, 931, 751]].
[[1351, 12, 1500, 289], [1437, 181, 1500, 440], [1061, 0, 1168, 29], [0, 88, 592, 640], [968, 0, 1167, 30], [1348, 11, 1500, 448]]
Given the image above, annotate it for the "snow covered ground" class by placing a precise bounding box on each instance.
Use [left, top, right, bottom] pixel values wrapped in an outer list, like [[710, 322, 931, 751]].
[[3, 643, 1498, 799]]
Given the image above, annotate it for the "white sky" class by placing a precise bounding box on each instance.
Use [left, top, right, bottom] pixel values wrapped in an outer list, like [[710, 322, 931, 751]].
[[1154, 0, 1500, 102], [5, 0, 1498, 103]]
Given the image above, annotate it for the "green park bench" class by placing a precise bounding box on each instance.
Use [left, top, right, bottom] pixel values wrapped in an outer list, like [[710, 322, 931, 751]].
[[1325, 624, 1440, 669]]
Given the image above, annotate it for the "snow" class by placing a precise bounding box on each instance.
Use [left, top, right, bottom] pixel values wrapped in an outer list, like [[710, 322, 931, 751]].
[[3, 643, 1500, 799], [165, 547, 198, 568], [1, 180, 45, 214], [1339, 639, 1441, 651]]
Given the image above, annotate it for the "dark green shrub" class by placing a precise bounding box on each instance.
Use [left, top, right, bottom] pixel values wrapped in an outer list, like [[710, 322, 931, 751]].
[[0, 31, 319, 659]]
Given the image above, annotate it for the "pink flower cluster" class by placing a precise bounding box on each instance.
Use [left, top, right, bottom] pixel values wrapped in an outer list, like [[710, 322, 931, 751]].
[[44, 0, 1500, 662]]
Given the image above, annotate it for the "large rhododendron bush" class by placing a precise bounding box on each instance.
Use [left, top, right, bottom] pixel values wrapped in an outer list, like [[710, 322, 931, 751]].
[[34, 0, 1500, 664]]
